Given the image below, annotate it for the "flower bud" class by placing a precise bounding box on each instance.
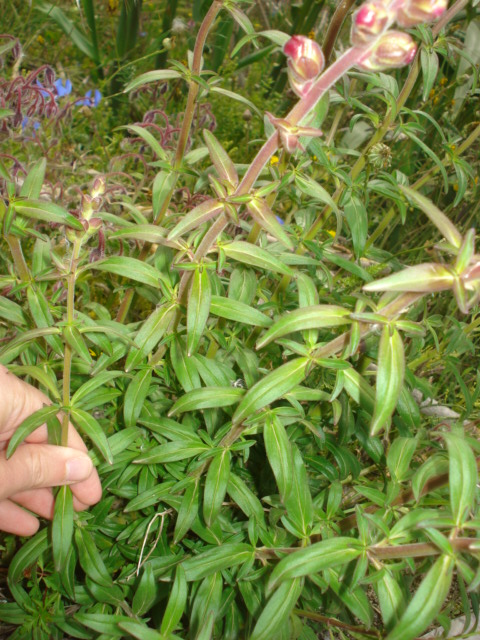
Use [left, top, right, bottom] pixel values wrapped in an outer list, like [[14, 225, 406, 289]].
[[350, 2, 391, 46], [284, 35, 325, 97], [358, 31, 417, 71], [397, 0, 448, 27], [91, 176, 106, 198]]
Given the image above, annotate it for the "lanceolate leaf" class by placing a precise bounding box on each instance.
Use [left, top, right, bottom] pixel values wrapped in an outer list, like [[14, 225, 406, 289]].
[[123, 368, 152, 428], [385, 555, 454, 640], [203, 448, 231, 525], [182, 544, 254, 581], [89, 257, 164, 288], [399, 186, 462, 249], [268, 538, 362, 591], [264, 414, 294, 502], [74, 527, 113, 589], [160, 566, 187, 635], [168, 387, 244, 416], [246, 198, 294, 249], [70, 407, 113, 464], [370, 327, 405, 436], [250, 578, 303, 640], [6, 405, 61, 458], [256, 305, 351, 350], [124, 69, 182, 92], [363, 263, 455, 293], [13, 199, 84, 230], [187, 267, 211, 356], [377, 570, 406, 631], [52, 486, 74, 572], [203, 129, 238, 185], [232, 357, 309, 425], [223, 241, 294, 276], [443, 432, 477, 526], [210, 295, 272, 327], [125, 303, 177, 371], [167, 199, 224, 241]]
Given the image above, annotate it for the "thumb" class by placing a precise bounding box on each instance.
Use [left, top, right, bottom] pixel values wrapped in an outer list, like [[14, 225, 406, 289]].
[[0, 444, 94, 500]]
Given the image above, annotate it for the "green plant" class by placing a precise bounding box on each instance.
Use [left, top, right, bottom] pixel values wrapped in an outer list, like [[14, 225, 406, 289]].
[[1, 0, 479, 638]]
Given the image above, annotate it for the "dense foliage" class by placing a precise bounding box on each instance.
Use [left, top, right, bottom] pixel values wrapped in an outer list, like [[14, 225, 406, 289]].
[[1, 0, 479, 638]]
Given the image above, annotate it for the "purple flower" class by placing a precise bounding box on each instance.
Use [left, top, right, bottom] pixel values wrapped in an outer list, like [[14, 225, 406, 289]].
[[276, 216, 285, 225], [22, 117, 41, 131], [54, 78, 72, 98]]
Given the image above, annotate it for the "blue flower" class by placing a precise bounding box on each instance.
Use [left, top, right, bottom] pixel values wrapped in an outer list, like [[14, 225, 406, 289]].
[[22, 117, 41, 131], [54, 78, 72, 98], [275, 216, 285, 225], [77, 89, 102, 108], [35, 80, 50, 99]]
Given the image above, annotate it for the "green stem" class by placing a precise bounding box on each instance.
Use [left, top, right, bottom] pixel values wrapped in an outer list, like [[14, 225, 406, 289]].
[[322, 0, 357, 65]]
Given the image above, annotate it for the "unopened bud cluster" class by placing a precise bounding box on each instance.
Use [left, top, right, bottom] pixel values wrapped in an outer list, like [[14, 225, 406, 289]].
[[283, 35, 325, 97], [351, 0, 447, 70]]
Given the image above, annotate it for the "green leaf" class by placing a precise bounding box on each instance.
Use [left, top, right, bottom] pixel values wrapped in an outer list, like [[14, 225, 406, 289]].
[[385, 555, 454, 640], [232, 357, 309, 425], [20, 159, 46, 199], [167, 199, 224, 241], [124, 69, 182, 92], [169, 387, 244, 416], [210, 86, 262, 118], [110, 224, 168, 244], [6, 405, 61, 458], [264, 414, 293, 502], [329, 569, 373, 626], [268, 538, 362, 591], [88, 257, 164, 288], [124, 481, 176, 512], [160, 565, 188, 635], [118, 621, 165, 640], [170, 337, 201, 392], [223, 241, 294, 276], [123, 368, 152, 428], [295, 172, 340, 214], [344, 193, 368, 258], [9, 365, 60, 400], [377, 570, 406, 631], [37, 2, 97, 60], [74, 527, 113, 589], [182, 544, 254, 581], [210, 295, 272, 327], [153, 170, 177, 218], [187, 266, 211, 356], [174, 480, 200, 544], [227, 473, 265, 523], [443, 432, 477, 526], [135, 441, 209, 464], [8, 529, 49, 608], [132, 562, 156, 616], [250, 578, 303, 640], [284, 444, 314, 536], [52, 486, 74, 572], [13, 199, 84, 230], [371, 327, 405, 435], [256, 305, 351, 350], [203, 449, 231, 526], [246, 197, 294, 249], [71, 370, 126, 407], [0, 296, 27, 326], [118, 124, 168, 160], [75, 613, 131, 636], [398, 186, 462, 248], [364, 262, 455, 293], [402, 129, 449, 191], [297, 272, 319, 345], [126, 303, 176, 372], [421, 48, 439, 101], [203, 130, 238, 185], [70, 407, 113, 464], [387, 437, 417, 482], [63, 325, 93, 365]]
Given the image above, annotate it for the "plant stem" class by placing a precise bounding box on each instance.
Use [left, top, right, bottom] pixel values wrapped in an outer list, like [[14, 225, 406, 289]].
[[322, 0, 357, 65], [294, 609, 381, 638]]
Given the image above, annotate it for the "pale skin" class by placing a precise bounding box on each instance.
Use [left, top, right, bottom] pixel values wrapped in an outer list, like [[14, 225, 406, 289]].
[[0, 365, 102, 536]]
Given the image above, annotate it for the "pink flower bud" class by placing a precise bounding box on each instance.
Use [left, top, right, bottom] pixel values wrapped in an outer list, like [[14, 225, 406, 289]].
[[284, 36, 325, 81], [397, 0, 448, 27], [351, 2, 391, 46], [358, 31, 417, 71], [284, 35, 324, 96]]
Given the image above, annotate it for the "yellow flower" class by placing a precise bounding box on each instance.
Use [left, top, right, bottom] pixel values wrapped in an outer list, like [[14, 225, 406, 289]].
[[326, 229, 336, 237], [308, 30, 316, 40], [440, 77, 448, 85], [450, 144, 456, 151], [37, 35, 45, 45], [453, 183, 459, 192], [270, 155, 279, 166]]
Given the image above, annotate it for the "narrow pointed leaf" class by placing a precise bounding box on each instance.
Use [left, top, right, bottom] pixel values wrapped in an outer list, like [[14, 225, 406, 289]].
[[182, 544, 254, 581], [119, 124, 168, 160], [210, 295, 272, 327], [124, 69, 182, 92], [385, 555, 454, 640], [52, 486, 74, 572], [268, 538, 362, 590], [399, 186, 462, 248], [371, 327, 405, 435], [256, 305, 351, 350], [135, 441, 209, 464], [123, 368, 152, 428], [63, 325, 93, 365], [264, 414, 293, 501], [443, 432, 477, 527], [295, 173, 340, 214], [13, 199, 84, 230], [250, 578, 303, 640], [246, 198, 293, 249], [160, 565, 187, 635], [203, 449, 231, 525], [71, 407, 113, 464], [223, 241, 294, 276], [364, 263, 455, 293], [187, 267, 211, 356], [232, 357, 309, 424], [203, 130, 238, 185], [74, 527, 113, 588], [167, 199, 224, 241], [6, 405, 61, 458], [174, 480, 200, 544], [89, 257, 164, 288], [20, 159, 46, 199], [377, 571, 406, 631], [169, 387, 244, 416]]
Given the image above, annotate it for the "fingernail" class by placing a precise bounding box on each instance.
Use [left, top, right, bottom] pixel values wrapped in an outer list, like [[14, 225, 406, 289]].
[[66, 456, 93, 482]]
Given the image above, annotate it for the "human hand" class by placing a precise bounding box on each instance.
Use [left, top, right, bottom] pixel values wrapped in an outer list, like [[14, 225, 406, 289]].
[[0, 365, 102, 536]]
